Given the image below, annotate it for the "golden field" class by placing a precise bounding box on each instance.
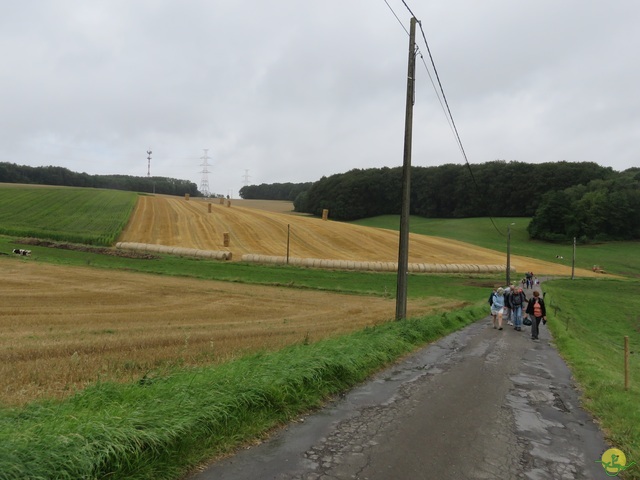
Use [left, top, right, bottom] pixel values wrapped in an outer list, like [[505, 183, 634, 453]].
[[0, 257, 449, 406], [120, 196, 594, 276], [1, 195, 596, 406]]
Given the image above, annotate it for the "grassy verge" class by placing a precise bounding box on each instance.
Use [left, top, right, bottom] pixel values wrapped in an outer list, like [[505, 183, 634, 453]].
[[0, 304, 486, 480], [544, 278, 640, 478], [353, 215, 640, 277]]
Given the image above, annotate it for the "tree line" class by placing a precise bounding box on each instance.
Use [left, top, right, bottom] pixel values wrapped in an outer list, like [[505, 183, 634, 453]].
[[527, 172, 640, 242], [240, 161, 640, 242], [0, 162, 199, 197], [239, 182, 313, 201]]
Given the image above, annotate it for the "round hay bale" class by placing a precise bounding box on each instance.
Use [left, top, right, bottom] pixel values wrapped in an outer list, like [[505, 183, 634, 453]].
[[322, 209, 329, 221], [208, 203, 212, 213], [185, 193, 190, 201], [223, 232, 230, 247]]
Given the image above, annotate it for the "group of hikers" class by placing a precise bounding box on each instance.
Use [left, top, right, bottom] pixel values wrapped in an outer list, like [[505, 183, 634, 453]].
[[521, 271, 538, 289], [488, 281, 547, 340]]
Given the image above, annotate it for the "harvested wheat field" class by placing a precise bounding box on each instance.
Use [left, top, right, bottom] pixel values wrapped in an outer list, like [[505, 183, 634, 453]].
[[1, 197, 596, 406], [119, 195, 596, 277], [0, 257, 449, 406]]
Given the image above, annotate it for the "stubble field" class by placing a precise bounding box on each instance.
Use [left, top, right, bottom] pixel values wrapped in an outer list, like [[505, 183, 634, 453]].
[[119, 196, 590, 275], [1, 195, 594, 406]]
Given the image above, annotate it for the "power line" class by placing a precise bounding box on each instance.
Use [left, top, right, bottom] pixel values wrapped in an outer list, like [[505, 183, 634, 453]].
[[382, 0, 409, 35], [384, 0, 505, 236]]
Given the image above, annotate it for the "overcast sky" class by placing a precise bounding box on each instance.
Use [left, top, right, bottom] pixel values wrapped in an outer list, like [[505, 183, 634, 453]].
[[1, 1, 638, 196]]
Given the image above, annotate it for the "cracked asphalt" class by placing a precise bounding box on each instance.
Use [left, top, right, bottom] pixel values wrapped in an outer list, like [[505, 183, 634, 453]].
[[188, 312, 612, 480]]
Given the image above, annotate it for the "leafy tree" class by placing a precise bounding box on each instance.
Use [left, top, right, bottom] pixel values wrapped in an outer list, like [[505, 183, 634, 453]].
[[529, 175, 640, 242]]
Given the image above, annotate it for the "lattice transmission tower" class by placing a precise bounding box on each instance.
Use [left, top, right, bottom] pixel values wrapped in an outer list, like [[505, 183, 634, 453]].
[[199, 149, 211, 196], [242, 169, 251, 187], [146, 149, 152, 177]]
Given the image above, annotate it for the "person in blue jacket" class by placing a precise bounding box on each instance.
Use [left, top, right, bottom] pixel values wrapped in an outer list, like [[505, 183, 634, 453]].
[[490, 287, 505, 330]]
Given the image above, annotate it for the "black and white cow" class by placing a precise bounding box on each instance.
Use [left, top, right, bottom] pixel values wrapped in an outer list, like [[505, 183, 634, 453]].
[[12, 248, 31, 256]]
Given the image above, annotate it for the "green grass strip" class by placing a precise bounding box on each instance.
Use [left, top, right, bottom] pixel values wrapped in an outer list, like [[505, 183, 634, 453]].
[[0, 305, 485, 480], [544, 278, 640, 479]]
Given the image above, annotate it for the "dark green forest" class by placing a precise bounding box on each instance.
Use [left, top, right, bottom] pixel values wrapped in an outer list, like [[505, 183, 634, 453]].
[[242, 161, 640, 243], [0, 162, 199, 197], [239, 182, 313, 201]]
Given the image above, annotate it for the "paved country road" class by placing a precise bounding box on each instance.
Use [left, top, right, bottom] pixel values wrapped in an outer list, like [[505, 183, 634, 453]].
[[188, 313, 612, 480]]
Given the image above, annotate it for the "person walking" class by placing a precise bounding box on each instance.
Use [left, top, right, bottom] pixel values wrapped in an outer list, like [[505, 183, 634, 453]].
[[488, 287, 497, 325], [504, 286, 513, 326], [510, 287, 527, 331], [491, 287, 505, 330], [525, 290, 547, 340]]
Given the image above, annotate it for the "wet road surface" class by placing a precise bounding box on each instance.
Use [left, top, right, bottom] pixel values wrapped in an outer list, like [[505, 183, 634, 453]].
[[188, 315, 611, 479]]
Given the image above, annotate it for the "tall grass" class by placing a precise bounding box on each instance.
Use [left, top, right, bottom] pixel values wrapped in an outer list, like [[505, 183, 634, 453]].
[[0, 305, 486, 480], [544, 279, 640, 479], [0, 186, 137, 246]]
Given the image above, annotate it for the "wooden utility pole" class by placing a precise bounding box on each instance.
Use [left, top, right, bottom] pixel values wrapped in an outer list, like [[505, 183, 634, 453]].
[[571, 236, 576, 280], [625, 336, 630, 391], [506, 224, 512, 286], [396, 17, 417, 321]]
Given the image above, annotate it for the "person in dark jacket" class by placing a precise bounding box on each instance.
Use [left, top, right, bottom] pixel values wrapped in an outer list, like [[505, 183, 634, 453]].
[[525, 290, 547, 340], [510, 287, 527, 331]]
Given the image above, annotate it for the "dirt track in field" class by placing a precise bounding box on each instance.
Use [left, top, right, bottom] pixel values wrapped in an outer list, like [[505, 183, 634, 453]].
[[119, 196, 597, 277]]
